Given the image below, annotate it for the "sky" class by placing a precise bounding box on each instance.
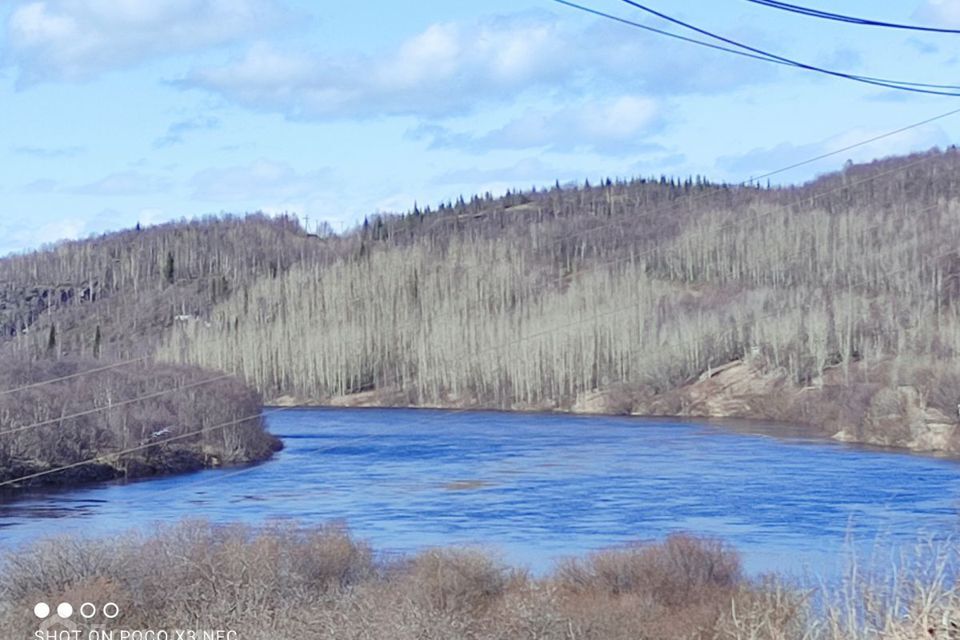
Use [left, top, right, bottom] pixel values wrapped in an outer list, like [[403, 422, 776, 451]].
[[1, 0, 960, 255]]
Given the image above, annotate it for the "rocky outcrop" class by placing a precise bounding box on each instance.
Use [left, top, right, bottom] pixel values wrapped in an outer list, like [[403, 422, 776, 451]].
[[278, 358, 960, 458], [834, 385, 958, 453], [571, 359, 960, 456]]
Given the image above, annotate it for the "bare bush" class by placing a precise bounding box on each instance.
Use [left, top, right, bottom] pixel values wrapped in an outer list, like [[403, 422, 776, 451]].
[[0, 358, 279, 489], [401, 548, 510, 615], [8, 523, 960, 640], [556, 534, 741, 603]]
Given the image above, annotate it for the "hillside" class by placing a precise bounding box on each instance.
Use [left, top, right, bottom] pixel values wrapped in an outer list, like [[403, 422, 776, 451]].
[[0, 216, 308, 488], [164, 148, 960, 453], [4, 148, 960, 469]]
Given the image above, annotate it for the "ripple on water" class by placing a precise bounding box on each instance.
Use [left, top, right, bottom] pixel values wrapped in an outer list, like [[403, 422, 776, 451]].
[[0, 408, 958, 578]]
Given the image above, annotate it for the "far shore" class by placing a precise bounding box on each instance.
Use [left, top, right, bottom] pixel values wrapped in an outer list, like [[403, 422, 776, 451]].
[[266, 394, 960, 462]]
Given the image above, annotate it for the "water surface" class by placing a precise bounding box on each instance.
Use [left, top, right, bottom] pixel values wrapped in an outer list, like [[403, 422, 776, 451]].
[[1, 408, 958, 577]]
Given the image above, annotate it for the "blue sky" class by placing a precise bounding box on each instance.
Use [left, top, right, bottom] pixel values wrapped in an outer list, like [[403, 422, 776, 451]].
[[1, 0, 959, 255]]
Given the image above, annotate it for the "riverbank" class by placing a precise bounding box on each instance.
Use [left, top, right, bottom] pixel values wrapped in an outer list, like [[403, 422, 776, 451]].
[[1, 437, 283, 492], [0, 359, 282, 492], [269, 357, 960, 459], [1, 520, 953, 640]]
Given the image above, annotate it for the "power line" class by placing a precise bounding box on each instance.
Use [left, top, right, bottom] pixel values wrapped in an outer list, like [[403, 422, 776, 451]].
[[605, 0, 960, 94], [3, 111, 954, 487], [8, 236, 956, 492], [0, 356, 149, 397], [0, 5, 945, 408], [109, 105, 960, 386], [549, 0, 960, 95], [2, 108, 954, 431], [745, 0, 960, 34], [551, 0, 804, 68], [112, 199, 960, 508], [136, 428, 429, 502], [167, 108, 960, 401], [0, 373, 233, 438], [615, 0, 960, 95], [3, 146, 958, 490], [530, 106, 960, 253], [740, 107, 960, 184], [3, 110, 959, 489], [0, 407, 284, 489]]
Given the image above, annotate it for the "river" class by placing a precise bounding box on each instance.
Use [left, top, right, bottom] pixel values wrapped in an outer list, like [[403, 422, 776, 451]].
[[1, 408, 958, 577]]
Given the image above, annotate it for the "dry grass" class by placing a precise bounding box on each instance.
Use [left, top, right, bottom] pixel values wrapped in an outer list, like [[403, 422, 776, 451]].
[[4, 522, 959, 639]]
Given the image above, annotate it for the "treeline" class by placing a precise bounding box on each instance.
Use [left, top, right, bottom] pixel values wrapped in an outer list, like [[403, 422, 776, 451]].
[[0, 213, 334, 362], [0, 358, 280, 489], [0, 215, 322, 490], [153, 148, 960, 450], [5, 148, 960, 455], [161, 240, 742, 405]]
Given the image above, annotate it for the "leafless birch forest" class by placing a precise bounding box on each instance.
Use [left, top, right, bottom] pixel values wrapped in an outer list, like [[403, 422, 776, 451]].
[[4, 148, 960, 471]]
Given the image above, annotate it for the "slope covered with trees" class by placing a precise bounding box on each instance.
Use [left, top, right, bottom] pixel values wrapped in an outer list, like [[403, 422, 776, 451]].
[[0, 359, 280, 488], [4, 148, 960, 467], [0, 213, 330, 361], [159, 148, 960, 453], [0, 216, 309, 489]]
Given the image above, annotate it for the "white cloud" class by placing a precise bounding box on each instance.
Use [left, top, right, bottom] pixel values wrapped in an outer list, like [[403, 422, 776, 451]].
[[4, 0, 292, 84], [0, 217, 87, 255], [12, 144, 84, 157], [415, 96, 663, 155], [136, 208, 168, 226], [914, 0, 960, 27], [68, 171, 171, 196], [433, 158, 563, 187], [154, 115, 220, 148], [21, 178, 59, 192], [717, 124, 950, 183], [181, 12, 775, 121], [189, 160, 331, 202], [20, 172, 170, 196]]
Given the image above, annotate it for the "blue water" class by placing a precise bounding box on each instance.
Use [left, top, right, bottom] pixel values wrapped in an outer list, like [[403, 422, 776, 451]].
[[1, 408, 959, 577]]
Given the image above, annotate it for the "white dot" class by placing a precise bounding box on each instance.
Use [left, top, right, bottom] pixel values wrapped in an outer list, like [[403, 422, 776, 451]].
[[57, 602, 73, 618], [34, 602, 50, 619]]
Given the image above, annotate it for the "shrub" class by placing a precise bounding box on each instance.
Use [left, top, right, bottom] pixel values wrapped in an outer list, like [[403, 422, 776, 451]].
[[555, 533, 741, 605], [6, 523, 956, 640], [401, 548, 510, 614], [0, 358, 280, 489]]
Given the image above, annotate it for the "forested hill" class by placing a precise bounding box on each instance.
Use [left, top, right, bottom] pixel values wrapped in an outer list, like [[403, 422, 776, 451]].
[[0, 217, 303, 487], [6, 147, 960, 458]]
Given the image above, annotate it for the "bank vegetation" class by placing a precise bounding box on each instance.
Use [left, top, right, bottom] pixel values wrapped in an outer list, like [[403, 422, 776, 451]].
[[0, 359, 280, 489], [1, 522, 956, 640]]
